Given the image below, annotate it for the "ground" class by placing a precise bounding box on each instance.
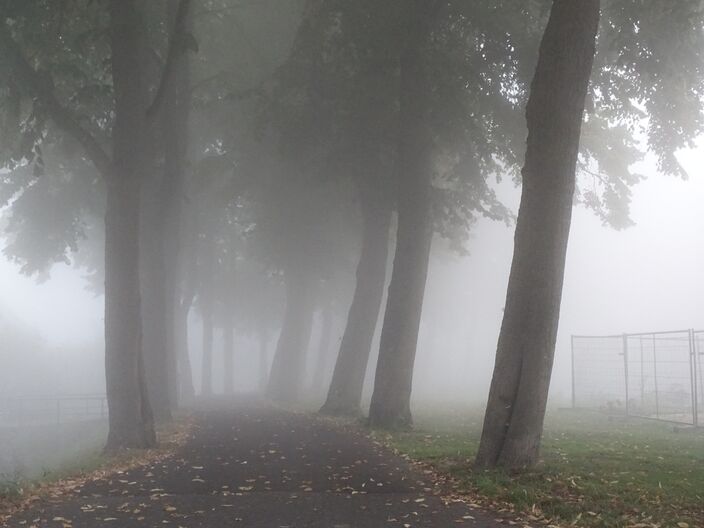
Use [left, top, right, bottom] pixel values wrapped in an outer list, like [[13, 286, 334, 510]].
[[380, 406, 704, 528], [2, 402, 506, 527]]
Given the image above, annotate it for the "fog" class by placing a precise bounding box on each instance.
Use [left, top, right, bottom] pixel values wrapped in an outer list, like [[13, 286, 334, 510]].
[[3, 146, 703, 407], [2, 6, 704, 526]]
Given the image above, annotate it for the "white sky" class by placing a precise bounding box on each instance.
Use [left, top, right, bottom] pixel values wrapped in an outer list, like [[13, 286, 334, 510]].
[[0, 260, 103, 347], [414, 142, 704, 405]]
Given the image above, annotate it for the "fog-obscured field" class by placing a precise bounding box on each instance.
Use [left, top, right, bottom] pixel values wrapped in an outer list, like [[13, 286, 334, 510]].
[[0, 421, 107, 489]]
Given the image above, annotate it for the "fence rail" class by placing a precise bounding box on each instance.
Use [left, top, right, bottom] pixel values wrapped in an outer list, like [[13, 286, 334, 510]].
[[572, 329, 703, 427], [0, 394, 108, 427]]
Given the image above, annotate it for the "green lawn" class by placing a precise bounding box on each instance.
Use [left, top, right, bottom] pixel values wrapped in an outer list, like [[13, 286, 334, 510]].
[[376, 407, 704, 528]]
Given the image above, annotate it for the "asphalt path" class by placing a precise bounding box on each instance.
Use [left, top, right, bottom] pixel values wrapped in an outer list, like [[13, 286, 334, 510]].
[[4, 403, 506, 527]]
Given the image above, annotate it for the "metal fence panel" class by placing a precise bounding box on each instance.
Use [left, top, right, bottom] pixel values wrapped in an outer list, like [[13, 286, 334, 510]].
[[572, 334, 626, 413], [572, 330, 701, 426], [694, 331, 704, 426]]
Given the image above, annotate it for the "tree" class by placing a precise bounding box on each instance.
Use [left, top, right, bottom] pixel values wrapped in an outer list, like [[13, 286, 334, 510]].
[[320, 193, 390, 415], [337, 0, 533, 426], [474, 0, 601, 469], [318, 0, 399, 417], [0, 0, 156, 448], [309, 296, 335, 396], [102, 0, 157, 449], [198, 227, 217, 398], [266, 259, 317, 401], [141, 0, 194, 421], [253, 0, 362, 404], [0, 0, 193, 449], [367, 1, 439, 429], [220, 250, 238, 396], [175, 205, 198, 404], [475, 0, 704, 470]]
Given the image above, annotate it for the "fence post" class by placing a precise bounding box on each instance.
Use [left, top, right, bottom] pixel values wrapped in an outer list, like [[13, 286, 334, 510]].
[[653, 335, 660, 419], [571, 335, 576, 409], [623, 334, 629, 417], [690, 329, 699, 427], [639, 337, 645, 406], [694, 331, 704, 428]]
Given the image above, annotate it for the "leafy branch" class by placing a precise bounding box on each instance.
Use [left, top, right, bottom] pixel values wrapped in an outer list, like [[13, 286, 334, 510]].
[[0, 20, 111, 176]]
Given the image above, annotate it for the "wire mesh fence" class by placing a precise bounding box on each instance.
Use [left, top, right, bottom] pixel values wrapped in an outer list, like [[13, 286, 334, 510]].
[[572, 330, 702, 427], [696, 331, 704, 426], [0, 394, 108, 427]]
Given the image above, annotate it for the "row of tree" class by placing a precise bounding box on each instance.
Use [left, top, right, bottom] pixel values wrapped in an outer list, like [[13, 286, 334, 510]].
[[1, 0, 703, 468]]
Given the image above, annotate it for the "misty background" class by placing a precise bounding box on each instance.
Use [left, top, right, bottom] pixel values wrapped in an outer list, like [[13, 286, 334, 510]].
[[2, 144, 702, 406]]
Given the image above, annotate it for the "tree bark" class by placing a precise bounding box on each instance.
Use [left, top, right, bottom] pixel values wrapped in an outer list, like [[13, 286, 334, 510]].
[[310, 298, 334, 396], [200, 301, 214, 398], [367, 1, 436, 429], [104, 0, 156, 450], [475, 0, 600, 470], [266, 265, 316, 403], [139, 0, 192, 421], [175, 288, 196, 404], [175, 206, 198, 404], [258, 326, 270, 392], [161, 0, 192, 410], [321, 199, 391, 416], [200, 237, 216, 398], [1, 0, 159, 449], [141, 178, 172, 421], [223, 313, 235, 395]]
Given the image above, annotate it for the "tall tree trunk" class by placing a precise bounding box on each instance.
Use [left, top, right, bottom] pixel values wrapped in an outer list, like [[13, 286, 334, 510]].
[[200, 299, 214, 398], [161, 0, 192, 411], [175, 291, 196, 404], [267, 266, 316, 403], [310, 298, 334, 396], [104, 0, 156, 450], [175, 207, 198, 404], [141, 180, 172, 421], [140, 1, 192, 421], [258, 326, 270, 392], [321, 199, 391, 416], [475, 0, 600, 470], [367, 1, 436, 429], [200, 238, 215, 398], [200, 302, 214, 398], [223, 312, 235, 395]]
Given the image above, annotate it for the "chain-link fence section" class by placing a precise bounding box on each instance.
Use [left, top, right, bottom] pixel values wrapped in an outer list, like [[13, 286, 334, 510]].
[[572, 330, 701, 427]]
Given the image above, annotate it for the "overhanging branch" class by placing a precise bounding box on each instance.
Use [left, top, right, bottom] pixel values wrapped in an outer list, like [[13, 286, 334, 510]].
[[0, 21, 112, 176]]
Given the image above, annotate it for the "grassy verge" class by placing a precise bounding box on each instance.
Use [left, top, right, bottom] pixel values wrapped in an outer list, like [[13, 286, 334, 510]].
[[376, 407, 704, 528], [0, 416, 193, 521]]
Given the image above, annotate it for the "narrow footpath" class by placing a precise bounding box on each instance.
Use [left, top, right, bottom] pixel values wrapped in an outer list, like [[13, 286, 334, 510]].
[[5, 403, 506, 527]]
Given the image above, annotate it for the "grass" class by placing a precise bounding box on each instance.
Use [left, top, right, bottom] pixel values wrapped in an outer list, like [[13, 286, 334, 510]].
[[0, 448, 109, 498], [0, 416, 193, 520], [376, 407, 704, 528], [0, 479, 22, 499]]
